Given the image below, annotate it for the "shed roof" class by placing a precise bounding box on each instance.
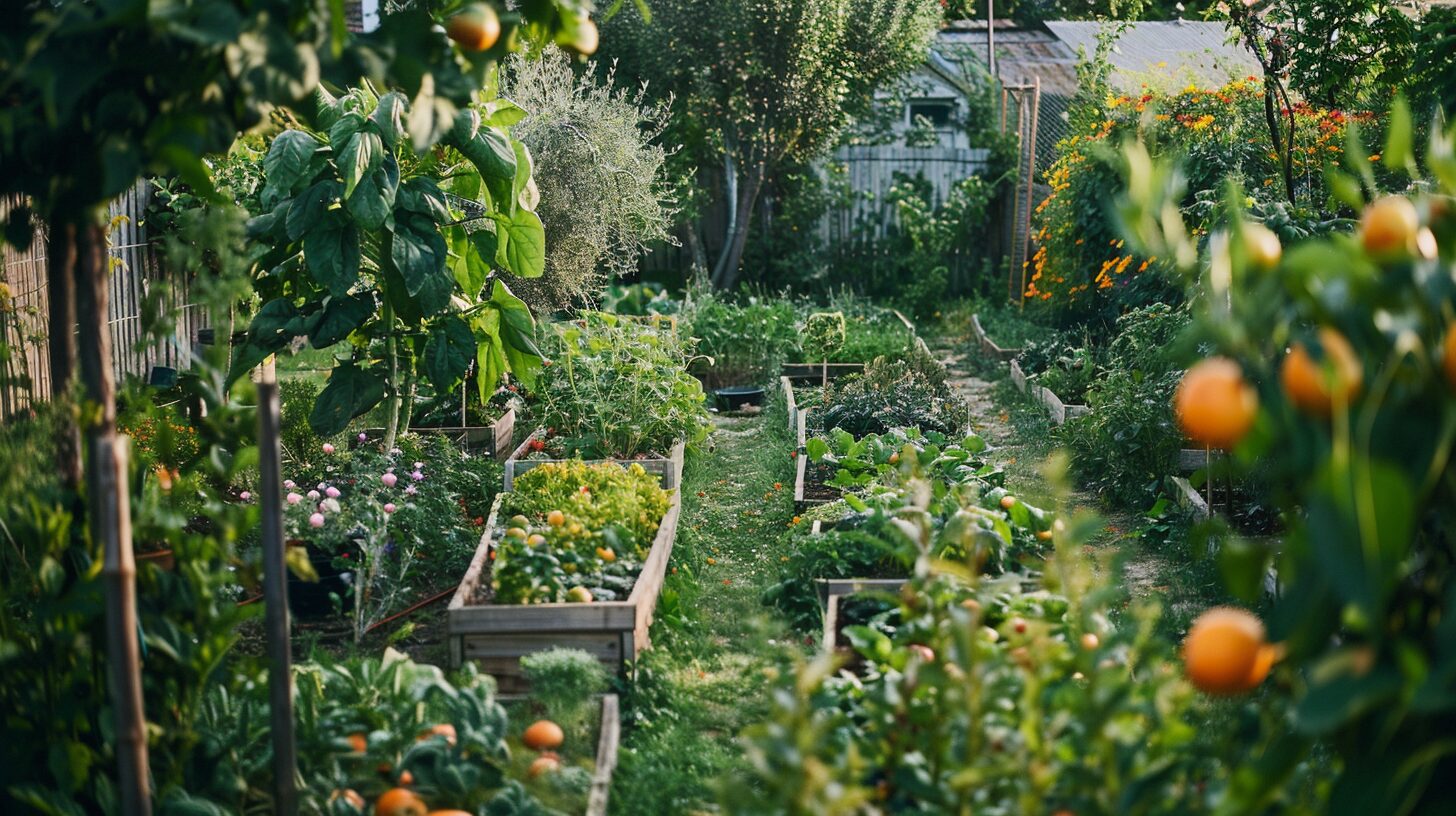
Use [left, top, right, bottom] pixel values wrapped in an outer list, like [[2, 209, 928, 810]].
[[1044, 20, 1261, 90]]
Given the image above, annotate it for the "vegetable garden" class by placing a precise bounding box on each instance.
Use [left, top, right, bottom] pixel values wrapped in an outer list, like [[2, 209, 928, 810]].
[[4, 1, 1456, 815]]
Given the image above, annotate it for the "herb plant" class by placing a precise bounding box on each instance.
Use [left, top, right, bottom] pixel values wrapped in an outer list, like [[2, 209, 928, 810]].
[[528, 312, 710, 458]]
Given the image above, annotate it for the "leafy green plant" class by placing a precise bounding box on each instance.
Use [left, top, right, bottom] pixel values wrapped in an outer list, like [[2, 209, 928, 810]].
[[491, 461, 671, 604], [681, 289, 800, 389], [190, 649, 568, 814], [812, 355, 967, 437], [520, 647, 610, 742], [528, 312, 710, 458], [241, 83, 548, 448]]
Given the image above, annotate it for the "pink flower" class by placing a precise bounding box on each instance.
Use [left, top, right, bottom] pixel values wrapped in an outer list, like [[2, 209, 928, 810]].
[[284, 479, 296, 489], [239, 491, 251, 501], [405, 485, 418, 496], [410, 470, 424, 482], [286, 492, 303, 505], [317, 482, 327, 490], [358, 433, 368, 442], [381, 472, 398, 488], [322, 443, 335, 454], [325, 486, 341, 499], [308, 513, 325, 528], [413, 461, 424, 469], [307, 490, 321, 500], [384, 503, 397, 514]]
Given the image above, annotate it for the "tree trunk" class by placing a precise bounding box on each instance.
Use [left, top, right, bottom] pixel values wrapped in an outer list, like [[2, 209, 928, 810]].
[[47, 219, 81, 489], [73, 214, 152, 816], [710, 143, 740, 285], [678, 221, 708, 287], [711, 162, 766, 291]]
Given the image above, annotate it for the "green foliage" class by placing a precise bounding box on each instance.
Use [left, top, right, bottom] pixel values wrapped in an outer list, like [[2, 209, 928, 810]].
[[520, 647, 611, 740], [242, 83, 548, 437], [189, 649, 566, 813], [680, 289, 801, 389], [528, 312, 710, 458], [502, 47, 676, 313], [812, 353, 967, 437], [1116, 108, 1456, 813], [801, 311, 847, 362], [492, 461, 671, 604]]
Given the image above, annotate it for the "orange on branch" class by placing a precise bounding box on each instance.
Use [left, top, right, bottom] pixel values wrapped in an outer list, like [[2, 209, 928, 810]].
[[1175, 357, 1259, 450], [1281, 328, 1363, 416]]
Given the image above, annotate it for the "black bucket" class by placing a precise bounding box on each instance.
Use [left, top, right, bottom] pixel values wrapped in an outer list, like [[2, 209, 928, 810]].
[[714, 386, 766, 412], [286, 545, 355, 618]]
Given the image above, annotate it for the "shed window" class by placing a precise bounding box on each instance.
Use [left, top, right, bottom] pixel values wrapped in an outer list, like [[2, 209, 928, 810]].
[[907, 99, 955, 127]]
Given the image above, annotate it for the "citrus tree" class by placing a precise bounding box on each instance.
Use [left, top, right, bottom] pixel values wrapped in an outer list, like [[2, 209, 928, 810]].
[[241, 84, 547, 447], [1125, 103, 1456, 814]]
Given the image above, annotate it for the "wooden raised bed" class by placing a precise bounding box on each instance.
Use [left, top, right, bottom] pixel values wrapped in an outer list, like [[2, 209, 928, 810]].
[[355, 406, 516, 459], [971, 313, 1023, 362], [1177, 447, 1226, 474], [781, 310, 922, 383], [792, 410, 837, 511], [446, 487, 683, 693], [586, 694, 622, 816], [503, 432, 685, 492], [1008, 359, 1088, 427]]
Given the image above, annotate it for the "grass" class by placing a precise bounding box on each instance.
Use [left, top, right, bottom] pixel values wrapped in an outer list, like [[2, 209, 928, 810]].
[[609, 398, 808, 813]]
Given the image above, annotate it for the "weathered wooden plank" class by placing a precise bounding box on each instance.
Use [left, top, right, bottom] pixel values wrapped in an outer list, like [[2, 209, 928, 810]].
[[1009, 358, 1028, 393], [1169, 475, 1211, 520], [586, 695, 621, 816], [1177, 447, 1225, 473], [817, 578, 909, 601], [462, 632, 624, 660], [355, 407, 516, 458], [504, 434, 685, 491]]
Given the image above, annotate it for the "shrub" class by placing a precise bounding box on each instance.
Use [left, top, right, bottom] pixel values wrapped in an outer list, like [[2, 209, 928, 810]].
[[812, 354, 966, 437], [503, 47, 676, 313], [528, 312, 711, 458]]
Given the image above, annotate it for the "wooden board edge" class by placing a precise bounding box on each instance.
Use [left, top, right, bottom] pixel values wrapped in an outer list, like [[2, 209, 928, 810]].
[[586, 694, 621, 816]]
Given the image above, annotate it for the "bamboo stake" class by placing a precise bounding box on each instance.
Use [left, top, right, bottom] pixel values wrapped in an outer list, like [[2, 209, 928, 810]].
[[47, 218, 81, 488], [75, 217, 151, 816], [1019, 76, 1041, 311], [257, 372, 298, 815]]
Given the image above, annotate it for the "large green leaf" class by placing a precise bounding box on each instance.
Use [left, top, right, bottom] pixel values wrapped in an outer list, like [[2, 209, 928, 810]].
[[496, 208, 545, 279], [328, 112, 365, 148], [310, 362, 386, 437], [304, 223, 361, 296], [446, 225, 494, 298], [286, 179, 341, 242], [263, 130, 321, 193], [480, 99, 527, 127], [396, 177, 451, 223], [338, 128, 384, 200], [308, 293, 373, 348], [346, 154, 399, 231], [246, 298, 300, 346], [455, 127, 517, 209], [372, 92, 407, 150], [390, 216, 452, 313], [490, 279, 541, 390], [424, 315, 477, 393], [511, 139, 536, 210]]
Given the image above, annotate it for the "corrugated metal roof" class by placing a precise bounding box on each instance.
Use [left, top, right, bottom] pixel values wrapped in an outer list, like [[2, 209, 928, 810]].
[[1043, 21, 1261, 90]]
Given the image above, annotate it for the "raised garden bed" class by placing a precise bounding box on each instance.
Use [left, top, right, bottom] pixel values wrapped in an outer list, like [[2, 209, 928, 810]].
[[971, 313, 1023, 362], [1009, 359, 1089, 427], [791, 409, 837, 510], [446, 487, 683, 694], [586, 694, 622, 816], [354, 406, 516, 459], [503, 431, 686, 491]]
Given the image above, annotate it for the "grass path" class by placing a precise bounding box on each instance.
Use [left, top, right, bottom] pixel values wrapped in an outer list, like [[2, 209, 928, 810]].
[[609, 411, 804, 814]]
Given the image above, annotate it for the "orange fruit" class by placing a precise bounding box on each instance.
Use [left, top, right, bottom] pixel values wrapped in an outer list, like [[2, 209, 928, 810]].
[[375, 788, 427, 816], [999, 495, 1017, 510], [397, 769, 415, 786], [1281, 328, 1363, 416], [522, 719, 564, 751], [1360, 195, 1420, 258], [1080, 632, 1100, 651], [446, 4, 501, 52], [1175, 358, 1259, 449], [595, 546, 616, 563], [1035, 529, 1053, 541], [547, 510, 566, 527], [418, 723, 456, 746], [528, 753, 561, 778], [347, 732, 367, 753], [427, 811, 475, 816], [1182, 607, 1274, 695], [1444, 328, 1456, 392], [1243, 222, 1282, 270]]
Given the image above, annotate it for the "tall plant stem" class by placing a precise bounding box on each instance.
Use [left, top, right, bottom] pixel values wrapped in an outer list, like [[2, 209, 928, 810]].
[[74, 213, 151, 815], [383, 299, 402, 453]]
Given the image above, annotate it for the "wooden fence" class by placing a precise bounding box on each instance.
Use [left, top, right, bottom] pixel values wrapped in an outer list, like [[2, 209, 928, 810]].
[[0, 182, 205, 416]]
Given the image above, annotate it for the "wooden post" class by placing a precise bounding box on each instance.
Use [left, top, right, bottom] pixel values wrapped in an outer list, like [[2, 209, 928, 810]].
[[47, 218, 81, 489], [257, 372, 298, 815], [74, 216, 151, 816], [986, 0, 995, 78], [1018, 76, 1041, 310]]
